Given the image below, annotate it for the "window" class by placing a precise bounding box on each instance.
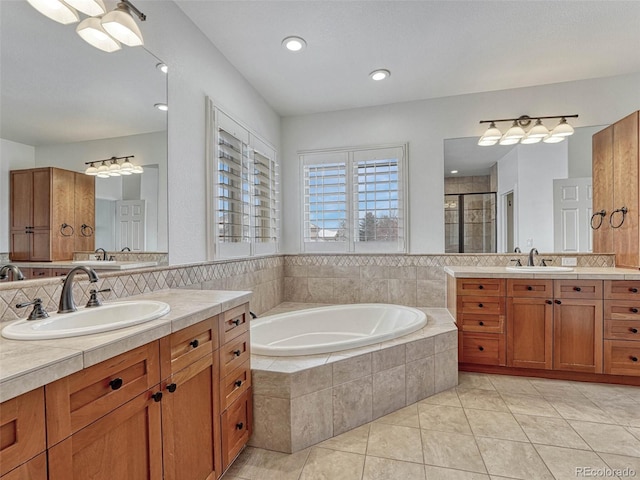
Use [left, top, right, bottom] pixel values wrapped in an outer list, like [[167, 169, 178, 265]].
[[301, 144, 407, 253], [207, 101, 279, 259]]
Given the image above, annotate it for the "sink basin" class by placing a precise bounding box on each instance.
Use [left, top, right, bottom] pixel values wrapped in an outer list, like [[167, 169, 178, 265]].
[[505, 266, 574, 272], [71, 260, 116, 265], [1, 301, 170, 340]]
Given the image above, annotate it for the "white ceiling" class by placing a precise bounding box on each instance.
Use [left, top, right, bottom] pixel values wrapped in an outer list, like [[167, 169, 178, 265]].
[[444, 137, 514, 178], [176, 0, 640, 117]]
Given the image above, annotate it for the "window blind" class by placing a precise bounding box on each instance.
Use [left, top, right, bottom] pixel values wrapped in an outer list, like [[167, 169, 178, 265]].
[[252, 150, 278, 243], [303, 161, 347, 243]]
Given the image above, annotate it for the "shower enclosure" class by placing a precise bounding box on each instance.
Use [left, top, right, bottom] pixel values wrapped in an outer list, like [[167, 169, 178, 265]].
[[445, 192, 496, 253]]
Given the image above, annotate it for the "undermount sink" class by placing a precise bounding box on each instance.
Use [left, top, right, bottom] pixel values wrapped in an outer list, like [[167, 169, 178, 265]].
[[71, 260, 116, 265], [505, 266, 574, 273], [1, 301, 170, 340]]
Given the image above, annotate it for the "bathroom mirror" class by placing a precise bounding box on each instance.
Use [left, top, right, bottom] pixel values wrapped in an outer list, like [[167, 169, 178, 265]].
[[444, 126, 605, 254], [0, 0, 168, 267]]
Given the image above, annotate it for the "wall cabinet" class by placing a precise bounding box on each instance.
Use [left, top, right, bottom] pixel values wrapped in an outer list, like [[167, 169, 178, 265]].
[[10, 167, 95, 262], [1, 304, 251, 480], [593, 111, 640, 268]]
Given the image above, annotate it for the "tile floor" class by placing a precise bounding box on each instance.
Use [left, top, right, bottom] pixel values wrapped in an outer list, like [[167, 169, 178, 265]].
[[224, 372, 640, 480]]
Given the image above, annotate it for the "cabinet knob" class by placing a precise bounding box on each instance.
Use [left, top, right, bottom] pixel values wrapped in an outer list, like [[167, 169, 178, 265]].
[[167, 383, 177, 393], [478, 346, 484, 351], [478, 303, 483, 308], [631, 288, 639, 293], [630, 328, 638, 334], [545, 300, 553, 305], [631, 356, 638, 363], [232, 319, 241, 326], [573, 287, 581, 292], [152, 392, 163, 402], [631, 308, 638, 314], [555, 300, 562, 305], [527, 286, 533, 291], [109, 378, 123, 390], [189, 339, 199, 349], [233, 349, 242, 357], [478, 321, 484, 326], [235, 380, 243, 387], [236, 422, 244, 430], [478, 285, 484, 290]]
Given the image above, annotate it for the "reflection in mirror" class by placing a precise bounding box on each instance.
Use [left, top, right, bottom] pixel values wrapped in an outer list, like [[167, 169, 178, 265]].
[[0, 0, 168, 269], [444, 126, 605, 254]]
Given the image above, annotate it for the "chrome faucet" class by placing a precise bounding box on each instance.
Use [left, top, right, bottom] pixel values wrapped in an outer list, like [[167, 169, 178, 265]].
[[95, 248, 107, 261], [528, 248, 539, 267], [58, 266, 99, 313], [0, 264, 25, 281]]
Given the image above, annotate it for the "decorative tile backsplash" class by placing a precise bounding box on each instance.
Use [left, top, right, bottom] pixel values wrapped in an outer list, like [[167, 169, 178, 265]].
[[73, 251, 169, 265], [0, 253, 615, 322]]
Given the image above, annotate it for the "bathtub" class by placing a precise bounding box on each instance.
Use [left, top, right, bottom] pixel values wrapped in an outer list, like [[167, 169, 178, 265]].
[[251, 303, 427, 356]]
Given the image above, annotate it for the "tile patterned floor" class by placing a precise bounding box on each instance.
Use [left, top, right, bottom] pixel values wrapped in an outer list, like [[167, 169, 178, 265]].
[[223, 372, 640, 480]]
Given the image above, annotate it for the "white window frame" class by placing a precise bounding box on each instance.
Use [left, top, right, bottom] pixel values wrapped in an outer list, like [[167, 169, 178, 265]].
[[206, 99, 279, 260], [300, 143, 408, 253]]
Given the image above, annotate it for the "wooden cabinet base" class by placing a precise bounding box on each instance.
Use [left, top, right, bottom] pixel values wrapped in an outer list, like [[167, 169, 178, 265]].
[[1, 453, 47, 480], [459, 363, 640, 386]]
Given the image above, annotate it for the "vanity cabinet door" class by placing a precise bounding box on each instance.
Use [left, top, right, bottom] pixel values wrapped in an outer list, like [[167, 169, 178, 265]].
[[553, 298, 603, 373], [507, 297, 553, 369], [48, 390, 163, 480], [0, 453, 47, 480], [73, 172, 95, 252]]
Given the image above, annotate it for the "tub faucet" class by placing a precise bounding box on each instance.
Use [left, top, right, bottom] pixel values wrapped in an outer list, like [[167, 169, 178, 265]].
[[528, 248, 539, 267], [95, 248, 107, 261], [58, 266, 99, 313], [0, 264, 25, 281]]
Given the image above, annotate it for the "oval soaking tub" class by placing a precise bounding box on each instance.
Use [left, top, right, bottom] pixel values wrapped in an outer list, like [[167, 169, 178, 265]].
[[251, 304, 427, 356]]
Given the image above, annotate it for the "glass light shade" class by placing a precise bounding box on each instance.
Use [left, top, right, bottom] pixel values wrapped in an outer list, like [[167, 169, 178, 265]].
[[102, 5, 144, 46], [85, 164, 98, 175], [551, 118, 575, 137], [499, 134, 520, 146], [527, 119, 549, 138], [27, 0, 79, 24], [96, 162, 110, 178], [65, 0, 105, 16], [76, 17, 121, 53], [482, 122, 502, 141], [503, 121, 525, 140], [478, 136, 498, 146], [108, 161, 121, 176], [543, 133, 566, 144], [132, 165, 144, 174], [520, 132, 543, 144], [120, 158, 134, 174]]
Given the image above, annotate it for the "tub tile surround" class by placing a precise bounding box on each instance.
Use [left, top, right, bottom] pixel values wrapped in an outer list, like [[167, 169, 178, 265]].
[[249, 303, 458, 453]]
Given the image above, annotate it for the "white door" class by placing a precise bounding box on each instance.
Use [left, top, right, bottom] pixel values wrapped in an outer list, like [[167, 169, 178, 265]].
[[553, 177, 592, 252], [115, 200, 146, 251]]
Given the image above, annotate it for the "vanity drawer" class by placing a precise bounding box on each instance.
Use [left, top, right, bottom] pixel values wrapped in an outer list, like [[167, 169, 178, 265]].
[[554, 280, 602, 300], [458, 313, 504, 333], [457, 296, 505, 316], [604, 300, 640, 321], [604, 340, 640, 376], [1, 452, 47, 480], [605, 280, 640, 300], [605, 319, 640, 341], [160, 317, 218, 379], [221, 387, 252, 470], [45, 342, 160, 446], [456, 278, 505, 297], [507, 279, 553, 298], [220, 360, 251, 412], [220, 303, 250, 345], [459, 332, 505, 366], [0, 388, 46, 477], [220, 332, 251, 379]]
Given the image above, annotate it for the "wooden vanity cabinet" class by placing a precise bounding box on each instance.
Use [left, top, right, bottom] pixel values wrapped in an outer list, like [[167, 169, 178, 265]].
[[1, 453, 47, 480], [604, 280, 640, 376]]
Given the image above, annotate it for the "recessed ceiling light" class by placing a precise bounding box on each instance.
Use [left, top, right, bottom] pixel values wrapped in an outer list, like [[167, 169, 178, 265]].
[[450, 170, 459, 174], [370, 69, 390, 81], [282, 36, 306, 52], [154, 103, 168, 111], [156, 62, 168, 74]]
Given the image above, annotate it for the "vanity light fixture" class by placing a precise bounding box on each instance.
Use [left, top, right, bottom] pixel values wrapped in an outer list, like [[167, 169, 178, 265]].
[[370, 69, 390, 81], [101, 0, 146, 47], [64, 0, 105, 16], [156, 63, 168, 74], [478, 114, 578, 147], [76, 16, 121, 53], [85, 155, 143, 177], [84, 162, 98, 175], [154, 103, 168, 111], [108, 157, 121, 176], [282, 36, 306, 52], [27, 0, 79, 24]]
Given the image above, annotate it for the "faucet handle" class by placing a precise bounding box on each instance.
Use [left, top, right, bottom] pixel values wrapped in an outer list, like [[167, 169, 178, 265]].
[[86, 288, 111, 308], [510, 259, 522, 267], [16, 298, 49, 321], [540, 259, 553, 267]]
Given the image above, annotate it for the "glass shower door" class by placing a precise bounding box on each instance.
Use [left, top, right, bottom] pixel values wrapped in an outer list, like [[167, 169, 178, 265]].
[[445, 193, 496, 253]]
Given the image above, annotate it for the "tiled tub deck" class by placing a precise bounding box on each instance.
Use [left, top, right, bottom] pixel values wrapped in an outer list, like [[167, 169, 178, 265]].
[[249, 303, 458, 453]]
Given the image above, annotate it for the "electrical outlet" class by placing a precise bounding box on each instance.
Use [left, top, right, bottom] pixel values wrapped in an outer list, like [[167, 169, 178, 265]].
[[561, 257, 577, 266]]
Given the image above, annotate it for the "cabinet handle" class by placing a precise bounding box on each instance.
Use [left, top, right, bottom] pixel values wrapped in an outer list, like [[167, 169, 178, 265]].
[[631, 356, 638, 363], [233, 349, 242, 356], [478, 321, 484, 326], [236, 422, 244, 430], [630, 288, 639, 293], [478, 346, 484, 351], [152, 392, 163, 402], [573, 287, 581, 292], [232, 319, 241, 326], [631, 308, 638, 314], [546, 300, 553, 305], [527, 286, 533, 291], [109, 378, 123, 390], [235, 380, 243, 388], [478, 303, 483, 308], [189, 339, 199, 348], [478, 285, 484, 290], [555, 300, 562, 305], [630, 328, 638, 334], [167, 383, 177, 393]]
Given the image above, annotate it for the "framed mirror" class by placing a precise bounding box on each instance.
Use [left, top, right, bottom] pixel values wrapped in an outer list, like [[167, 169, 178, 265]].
[[0, 0, 168, 268]]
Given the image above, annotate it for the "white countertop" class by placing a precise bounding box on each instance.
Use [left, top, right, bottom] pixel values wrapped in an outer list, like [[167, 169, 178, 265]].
[[444, 266, 640, 280], [12, 260, 158, 270], [0, 289, 251, 403]]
